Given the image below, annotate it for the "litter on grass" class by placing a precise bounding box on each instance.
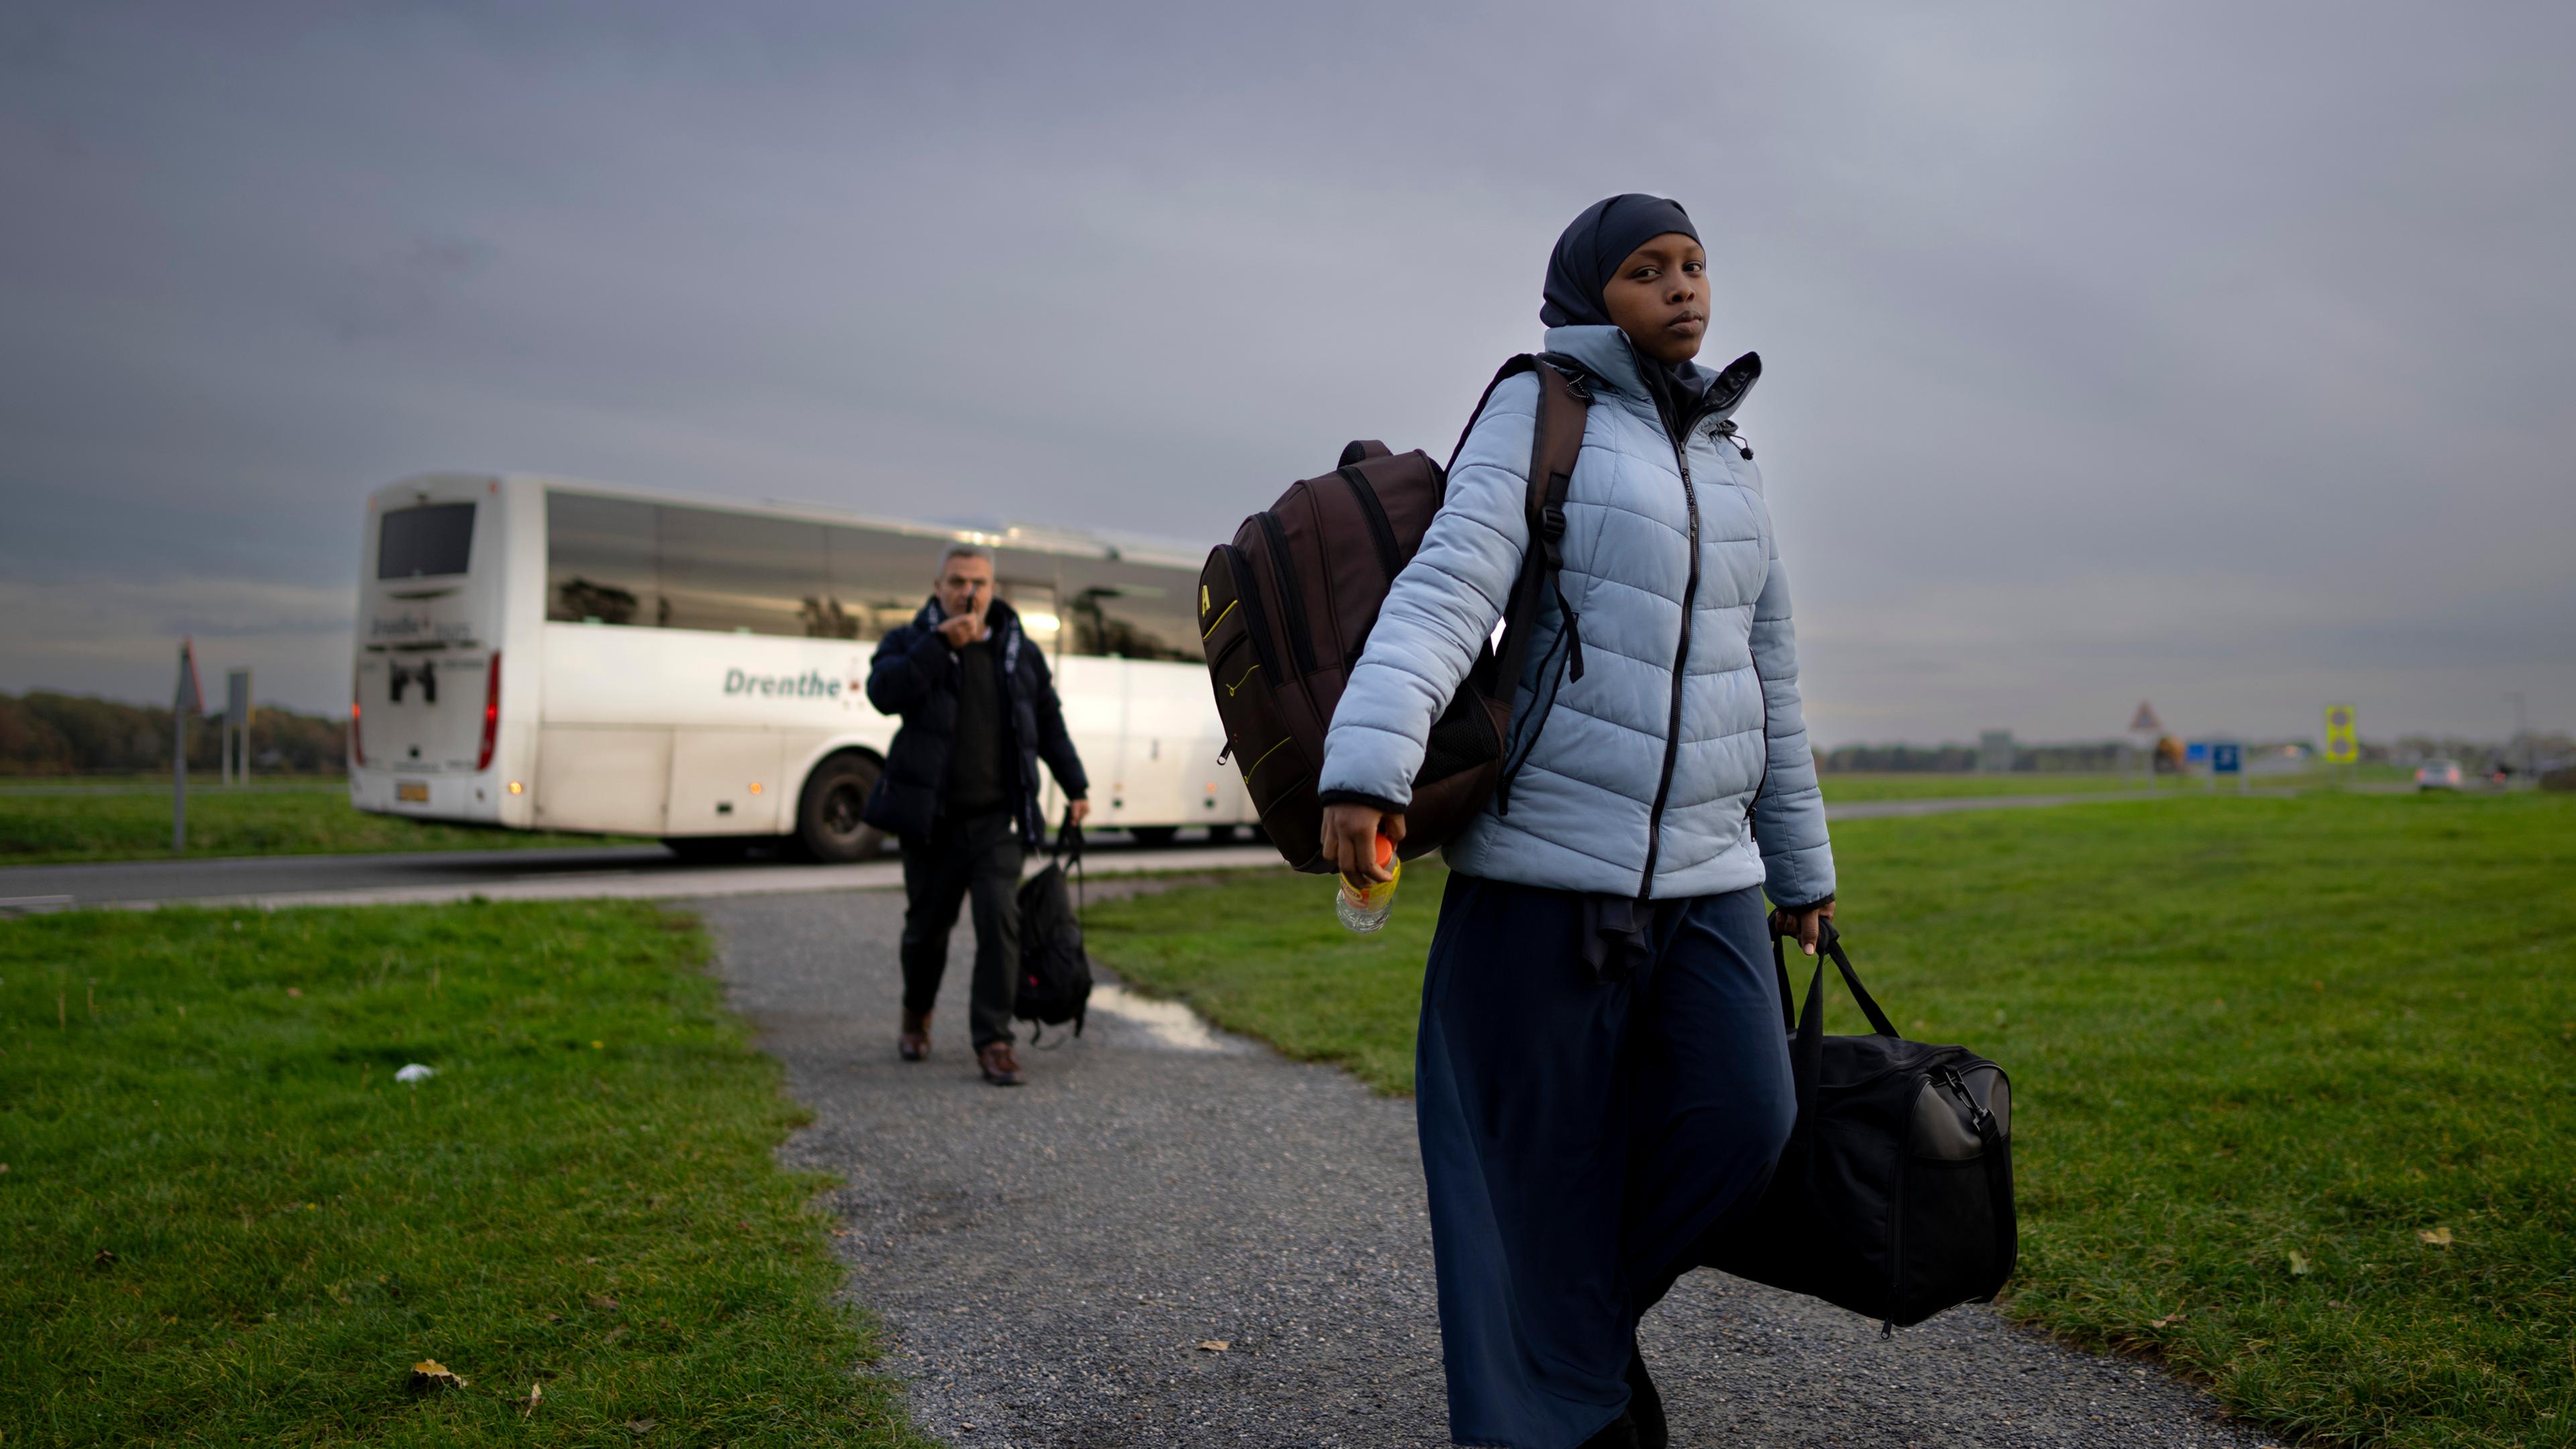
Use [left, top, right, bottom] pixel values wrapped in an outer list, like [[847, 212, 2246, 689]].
[[407, 1359, 468, 1393], [394, 1063, 436, 1083]]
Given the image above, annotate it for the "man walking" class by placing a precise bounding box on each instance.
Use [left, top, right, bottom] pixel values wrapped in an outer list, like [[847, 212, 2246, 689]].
[[863, 545, 1089, 1086]]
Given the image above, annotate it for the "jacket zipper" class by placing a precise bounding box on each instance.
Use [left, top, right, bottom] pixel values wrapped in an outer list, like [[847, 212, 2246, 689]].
[[1638, 440, 1701, 897], [1254, 507, 1320, 676]]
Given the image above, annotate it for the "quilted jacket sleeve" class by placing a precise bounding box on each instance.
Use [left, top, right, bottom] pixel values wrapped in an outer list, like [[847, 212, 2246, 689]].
[[1024, 645, 1089, 800], [866, 623, 951, 716], [1317, 373, 1540, 810], [1748, 528, 1836, 909]]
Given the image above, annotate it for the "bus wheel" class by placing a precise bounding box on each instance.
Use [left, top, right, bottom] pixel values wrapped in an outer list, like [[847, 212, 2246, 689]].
[[1128, 825, 1179, 848], [797, 754, 888, 863]]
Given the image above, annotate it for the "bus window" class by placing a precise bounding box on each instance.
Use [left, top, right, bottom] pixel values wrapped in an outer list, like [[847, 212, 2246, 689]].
[[379, 502, 476, 580], [826, 525, 951, 641], [1057, 558, 1198, 661], [657, 506, 828, 637], [1002, 581, 1060, 645], [546, 492, 657, 625]]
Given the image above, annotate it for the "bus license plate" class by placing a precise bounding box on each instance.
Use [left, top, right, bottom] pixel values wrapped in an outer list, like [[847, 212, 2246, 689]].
[[396, 781, 429, 802]]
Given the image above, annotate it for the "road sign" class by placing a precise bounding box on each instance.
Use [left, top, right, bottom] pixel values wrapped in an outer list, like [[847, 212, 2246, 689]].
[[2324, 704, 2358, 765], [2129, 700, 2162, 733], [2185, 741, 2210, 766], [224, 667, 254, 786], [2211, 742, 2241, 775]]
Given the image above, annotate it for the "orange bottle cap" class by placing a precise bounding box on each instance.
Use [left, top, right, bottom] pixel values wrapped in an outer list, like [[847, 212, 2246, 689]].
[[1374, 834, 1395, 868]]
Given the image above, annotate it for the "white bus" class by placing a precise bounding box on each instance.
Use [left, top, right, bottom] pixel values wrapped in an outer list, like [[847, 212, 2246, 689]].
[[350, 472, 1249, 860]]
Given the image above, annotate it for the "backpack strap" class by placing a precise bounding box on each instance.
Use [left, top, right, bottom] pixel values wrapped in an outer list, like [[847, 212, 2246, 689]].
[[1446, 354, 1593, 813]]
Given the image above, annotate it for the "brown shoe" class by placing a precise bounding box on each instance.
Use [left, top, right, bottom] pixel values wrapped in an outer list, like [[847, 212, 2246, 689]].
[[898, 1010, 931, 1063], [977, 1041, 1025, 1087]]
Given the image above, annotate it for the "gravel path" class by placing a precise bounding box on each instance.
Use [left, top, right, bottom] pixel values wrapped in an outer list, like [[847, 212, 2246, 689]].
[[694, 885, 2273, 1449]]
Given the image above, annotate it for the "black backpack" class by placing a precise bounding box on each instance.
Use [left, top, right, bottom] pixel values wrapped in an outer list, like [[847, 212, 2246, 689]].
[[1013, 814, 1092, 1038], [1705, 922, 2018, 1330]]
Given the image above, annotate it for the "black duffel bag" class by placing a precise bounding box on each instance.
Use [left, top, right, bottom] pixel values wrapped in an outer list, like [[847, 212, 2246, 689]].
[[1013, 812, 1093, 1040], [1706, 921, 2017, 1330]]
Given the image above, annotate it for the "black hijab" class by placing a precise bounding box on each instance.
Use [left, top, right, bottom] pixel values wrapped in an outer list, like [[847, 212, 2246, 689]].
[[1540, 193, 1709, 440]]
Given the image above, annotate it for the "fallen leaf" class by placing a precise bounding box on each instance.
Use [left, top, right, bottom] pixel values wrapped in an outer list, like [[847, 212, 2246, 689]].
[[2418, 1227, 2454, 1247], [626, 1420, 656, 1436], [93, 1248, 117, 1267], [1197, 1340, 1230, 1352], [2149, 1310, 2187, 1328], [2286, 1250, 2312, 1275], [407, 1359, 469, 1393], [286, 987, 301, 998], [524, 1381, 543, 1415], [588, 1295, 621, 1311]]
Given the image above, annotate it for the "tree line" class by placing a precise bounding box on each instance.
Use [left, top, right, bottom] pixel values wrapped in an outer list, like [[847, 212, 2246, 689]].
[[0, 692, 346, 775]]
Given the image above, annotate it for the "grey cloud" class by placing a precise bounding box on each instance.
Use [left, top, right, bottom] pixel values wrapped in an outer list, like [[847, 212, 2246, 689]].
[[0, 0, 2568, 741]]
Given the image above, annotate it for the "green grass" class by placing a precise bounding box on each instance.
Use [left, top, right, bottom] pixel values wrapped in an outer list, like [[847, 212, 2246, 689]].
[[1083, 792, 2576, 1448], [0, 781, 647, 865], [0, 902, 926, 1448]]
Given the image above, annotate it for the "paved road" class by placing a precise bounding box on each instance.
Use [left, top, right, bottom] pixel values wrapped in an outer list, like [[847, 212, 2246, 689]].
[[0, 793, 2161, 913], [700, 885, 2269, 1449], [0, 838, 1285, 913]]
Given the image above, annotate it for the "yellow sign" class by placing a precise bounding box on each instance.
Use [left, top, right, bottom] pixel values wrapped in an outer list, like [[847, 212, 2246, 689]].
[[2324, 703, 2358, 764]]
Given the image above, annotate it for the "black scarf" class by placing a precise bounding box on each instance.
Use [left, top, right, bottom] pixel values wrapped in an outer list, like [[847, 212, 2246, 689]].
[[1540, 193, 1710, 441]]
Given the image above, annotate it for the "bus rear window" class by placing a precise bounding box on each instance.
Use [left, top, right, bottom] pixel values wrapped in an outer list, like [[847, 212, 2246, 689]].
[[378, 503, 477, 580]]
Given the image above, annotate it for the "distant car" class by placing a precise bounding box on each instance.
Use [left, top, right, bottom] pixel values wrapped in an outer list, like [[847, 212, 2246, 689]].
[[2415, 759, 2463, 791]]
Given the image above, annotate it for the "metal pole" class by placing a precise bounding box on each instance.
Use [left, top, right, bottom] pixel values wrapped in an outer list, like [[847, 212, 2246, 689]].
[[172, 697, 186, 853]]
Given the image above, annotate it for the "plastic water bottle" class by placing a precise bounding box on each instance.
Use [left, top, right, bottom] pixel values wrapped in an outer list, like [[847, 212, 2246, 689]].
[[1335, 834, 1402, 933]]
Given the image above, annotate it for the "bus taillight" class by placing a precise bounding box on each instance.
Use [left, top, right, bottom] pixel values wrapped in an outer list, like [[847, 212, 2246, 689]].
[[477, 652, 502, 771], [350, 686, 365, 767]]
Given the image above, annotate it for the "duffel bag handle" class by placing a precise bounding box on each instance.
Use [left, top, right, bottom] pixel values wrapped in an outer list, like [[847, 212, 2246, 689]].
[[1770, 920, 1900, 1040], [1775, 922, 1904, 1142]]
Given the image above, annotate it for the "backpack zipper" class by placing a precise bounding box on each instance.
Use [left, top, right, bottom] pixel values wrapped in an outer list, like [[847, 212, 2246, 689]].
[[1338, 467, 1404, 584], [1254, 507, 1320, 676], [1222, 543, 1283, 684]]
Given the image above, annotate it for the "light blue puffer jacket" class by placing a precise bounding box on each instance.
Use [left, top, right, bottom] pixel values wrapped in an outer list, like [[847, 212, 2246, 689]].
[[1318, 325, 1835, 906]]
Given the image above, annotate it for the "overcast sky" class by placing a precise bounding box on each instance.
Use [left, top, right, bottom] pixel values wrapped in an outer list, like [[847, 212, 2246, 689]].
[[4, 0, 2569, 744]]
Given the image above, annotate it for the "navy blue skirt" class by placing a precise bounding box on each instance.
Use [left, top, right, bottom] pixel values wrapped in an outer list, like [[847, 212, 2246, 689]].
[[1415, 873, 1796, 1448]]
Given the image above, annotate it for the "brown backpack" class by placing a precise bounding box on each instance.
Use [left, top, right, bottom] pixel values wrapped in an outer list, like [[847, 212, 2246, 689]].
[[1195, 356, 1593, 872]]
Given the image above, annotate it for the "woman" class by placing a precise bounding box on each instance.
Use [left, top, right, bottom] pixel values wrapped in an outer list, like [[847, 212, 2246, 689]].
[[1317, 194, 1839, 1449]]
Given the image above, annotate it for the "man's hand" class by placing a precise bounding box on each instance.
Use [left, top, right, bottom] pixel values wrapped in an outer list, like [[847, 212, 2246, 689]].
[[1320, 801, 1405, 888], [1769, 899, 1837, 957], [1067, 798, 1091, 826], [936, 612, 987, 649]]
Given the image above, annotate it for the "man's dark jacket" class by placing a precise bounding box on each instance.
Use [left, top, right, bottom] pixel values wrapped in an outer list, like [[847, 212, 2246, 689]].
[[862, 596, 1087, 847]]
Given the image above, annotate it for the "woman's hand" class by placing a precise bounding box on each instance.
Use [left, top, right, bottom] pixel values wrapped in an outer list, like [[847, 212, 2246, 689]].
[[1769, 899, 1836, 957], [1320, 802, 1405, 888]]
